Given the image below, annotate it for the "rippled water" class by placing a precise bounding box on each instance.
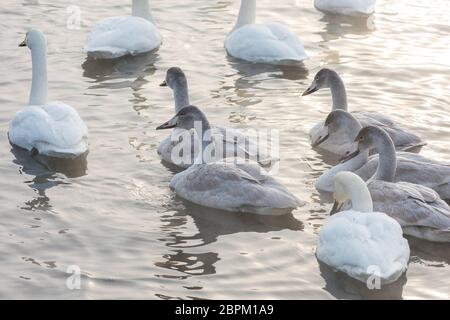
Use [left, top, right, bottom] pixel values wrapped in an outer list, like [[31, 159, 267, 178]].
[[0, 0, 449, 299]]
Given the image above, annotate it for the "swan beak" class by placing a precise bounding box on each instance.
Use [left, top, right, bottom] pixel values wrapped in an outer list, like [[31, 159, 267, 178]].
[[339, 149, 360, 163], [302, 81, 318, 96], [156, 116, 178, 130], [330, 201, 343, 215], [159, 80, 168, 87], [312, 133, 330, 148], [19, 39, 27, 47]]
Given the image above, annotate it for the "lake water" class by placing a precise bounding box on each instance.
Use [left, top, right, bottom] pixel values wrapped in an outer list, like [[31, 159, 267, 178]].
[[0, 0, 449, 299]]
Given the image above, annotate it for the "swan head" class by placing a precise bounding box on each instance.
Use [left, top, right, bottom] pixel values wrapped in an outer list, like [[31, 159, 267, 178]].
[[160, 67, 187, 89], [331, 171, 373, 215], [156, 105, 207, 130], [302, 68, 338, 96], [19, 29, 46, 49], [312, 110, 361, 148], [341, 126, 389, 162]]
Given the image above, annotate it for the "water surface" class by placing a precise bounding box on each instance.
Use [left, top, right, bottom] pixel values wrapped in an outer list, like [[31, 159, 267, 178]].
[[0, 0, 449, 299]]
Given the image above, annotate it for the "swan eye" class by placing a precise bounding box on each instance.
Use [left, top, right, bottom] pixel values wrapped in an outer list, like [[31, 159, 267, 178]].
[[359, 136, 364, 141]]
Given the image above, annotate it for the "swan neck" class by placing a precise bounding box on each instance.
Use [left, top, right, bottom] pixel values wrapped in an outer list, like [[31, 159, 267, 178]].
[[29, 43, 48, 106], [375, 134, 397, 182], [173, 82, 190, 114], [329, 75, 348, 111], [347, 182, 373, 213], [233, 0, 256, 30], [193, 118, 213, 164], [132, 0, 154, 22]]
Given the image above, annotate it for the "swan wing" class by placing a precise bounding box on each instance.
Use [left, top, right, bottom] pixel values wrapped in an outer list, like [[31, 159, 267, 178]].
[[370, 180, 450, 231]]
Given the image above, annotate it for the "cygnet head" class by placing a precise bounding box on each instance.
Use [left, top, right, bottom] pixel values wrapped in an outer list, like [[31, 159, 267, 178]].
[[160, 67, 187, 89], [156, 105, 208, 131], [302, 68, 339, 96], [312, 110, 361, 148], [342, 126, 392, 162], [19, 29, 47, 50], [331, 171, 373, 215]]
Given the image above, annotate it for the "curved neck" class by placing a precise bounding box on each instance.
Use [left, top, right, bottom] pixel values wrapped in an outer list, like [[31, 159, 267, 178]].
[[233, 0, 256, 31], [172, 82, 190, 114], [329, 74, 348, 111], [374, 133, 397, 182], [29, 44, 48, 106], [132, 0, 154, 22], [193, 117, 213, 165], [347, 182, 373, 213]]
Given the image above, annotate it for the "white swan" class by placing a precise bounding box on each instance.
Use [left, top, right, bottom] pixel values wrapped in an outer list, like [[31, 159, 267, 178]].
[[157, 67, 277, 168], [314, 0, 376, 16], [315, 117, 450, 199], [9, 30, 88, 159], [332, 128, 450, 242], [225, 0, 307, 64], [317, 171, 409, 284], [85, 0, 162, 59], [303, 69, 425, 157], [156, 105, 304, 215]]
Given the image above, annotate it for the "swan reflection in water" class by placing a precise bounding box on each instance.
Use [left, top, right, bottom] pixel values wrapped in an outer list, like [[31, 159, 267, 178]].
[[155, 197, 304, 280], [11, 145, 88, 211], [319, 13, 376, 41], [82, 51, 159, 84]]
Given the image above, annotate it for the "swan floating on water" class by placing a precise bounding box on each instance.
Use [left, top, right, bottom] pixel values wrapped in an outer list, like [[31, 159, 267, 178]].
[[156, 105, 304, 215], [317, 171, 409, 284], [303, 69, 425, 157], [9, 30, 88, 159], [314, 0, 376, 16], [85, 0, 162, 59], [225, 0, 307, 64], [157, 67, 277, 168], [332, 128, 450, 242]]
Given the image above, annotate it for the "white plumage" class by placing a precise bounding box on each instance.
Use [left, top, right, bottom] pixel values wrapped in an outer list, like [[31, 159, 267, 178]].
[[9, 103, 88, 158], [85, 1, 161, 59], [10, 29, 88, 159], [317, 210, 410, 283], [225, 0, 307, 64], [314, 0, 376, 16], [317, 171, 409, 284]]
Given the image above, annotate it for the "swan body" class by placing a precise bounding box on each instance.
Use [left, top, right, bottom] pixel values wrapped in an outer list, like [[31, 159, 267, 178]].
[[157, 67, 277, 168], [225, 0, 307, 64], [317, 172, 409, 284], [368, 180, 450, 242], [156, 105, 303, 215], [10, 30, 88, 159], [314, 0, 376, 16], [304, 69, 425, 157], [86, 0, 161, 59]]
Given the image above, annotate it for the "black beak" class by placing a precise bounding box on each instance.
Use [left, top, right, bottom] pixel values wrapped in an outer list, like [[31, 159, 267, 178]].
[[160, 80, 167, 87], [302, 85, 318, 96], [156, 116, 178, 130], [311, 133, 330, 148], [19, 39, 26, 47], [339, 149, 360, 163], [330, 201, 343, 215]]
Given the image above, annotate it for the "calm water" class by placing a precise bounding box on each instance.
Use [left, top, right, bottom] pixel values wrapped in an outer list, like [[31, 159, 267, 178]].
[[0, 0, 449, 299]]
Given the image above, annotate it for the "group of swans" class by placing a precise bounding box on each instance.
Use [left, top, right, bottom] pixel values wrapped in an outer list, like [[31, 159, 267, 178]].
[[12, 0, 443, 288], [305, 69, 450, 283], [85, 0, 376, 63]]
